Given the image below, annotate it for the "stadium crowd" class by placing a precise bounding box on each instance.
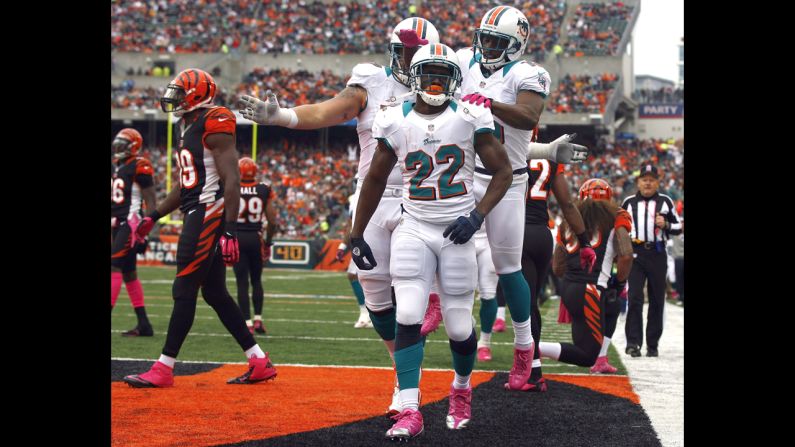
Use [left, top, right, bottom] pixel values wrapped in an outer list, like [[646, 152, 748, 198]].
[[111, 0, 566, 60], [563, 1, 634, 56], [142, 138, 358, 240], [546, 73, 619, 114], [112, 68, 349, 110], [634, 87, 684, 104]]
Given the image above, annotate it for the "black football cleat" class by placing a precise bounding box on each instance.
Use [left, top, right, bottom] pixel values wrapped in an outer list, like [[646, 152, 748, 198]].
[[625, 345, 641, 357], [122, 325, 154, 337]]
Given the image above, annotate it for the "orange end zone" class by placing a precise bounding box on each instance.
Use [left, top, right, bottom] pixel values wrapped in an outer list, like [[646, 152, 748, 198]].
[[112, 365, 494, 447], [546, 374, 640, 404]]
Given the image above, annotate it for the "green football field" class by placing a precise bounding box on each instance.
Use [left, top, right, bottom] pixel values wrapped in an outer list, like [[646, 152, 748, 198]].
[[111, 266, 626, 375]]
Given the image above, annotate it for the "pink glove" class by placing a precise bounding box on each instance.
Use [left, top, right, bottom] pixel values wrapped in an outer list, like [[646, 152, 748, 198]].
[[219, 233, 240, 266], [127, 214, 141, 247], [579, 246, 597, 273], [136, 216, 157, 241], [619, 284, 628, 300], [461, 93, 491, 108], [262, 243, 271, 262], [397, 29, 428, 48]]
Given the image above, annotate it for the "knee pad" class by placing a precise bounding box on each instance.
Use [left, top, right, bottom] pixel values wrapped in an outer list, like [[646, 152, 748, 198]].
[[393, 281, 429, 325], [439, 249, 476, 297], [442, 306, 476, 342], [359, 277, 393, 312]]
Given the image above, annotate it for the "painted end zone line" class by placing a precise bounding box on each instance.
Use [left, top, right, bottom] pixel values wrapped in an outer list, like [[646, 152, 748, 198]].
[[110, 357, 621, 377]]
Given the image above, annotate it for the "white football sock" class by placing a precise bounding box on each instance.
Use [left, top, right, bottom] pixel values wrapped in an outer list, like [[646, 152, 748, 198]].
[[453, 373, 471, 390], [399, 388, 420, 410], [158, 355, 176, 368], [539, 342, 562, 360], [496, 306, 506, 320], [245, 344, 266, 359], [599, 337, 612, 357], [512, 318, 534, 350]]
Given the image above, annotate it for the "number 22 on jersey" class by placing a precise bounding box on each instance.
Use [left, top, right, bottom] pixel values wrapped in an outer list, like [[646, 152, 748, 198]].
[[406, 144, 466, 200]]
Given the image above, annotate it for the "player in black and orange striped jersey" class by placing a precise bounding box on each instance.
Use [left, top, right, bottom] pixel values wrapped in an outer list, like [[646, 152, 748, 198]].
[[234, 157, 277, 335], [111, 128, 157, 337], [538, 178, 634, 370], [512, 138, 591, 390], [124, 69, 277, 389]]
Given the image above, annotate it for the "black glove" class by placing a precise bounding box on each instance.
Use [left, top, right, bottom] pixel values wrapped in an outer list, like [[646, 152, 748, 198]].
[[607, 275, 626, 292], [350, 236, 376, 270], [443, 209, 484, 244], [134, 239, 149, 254]]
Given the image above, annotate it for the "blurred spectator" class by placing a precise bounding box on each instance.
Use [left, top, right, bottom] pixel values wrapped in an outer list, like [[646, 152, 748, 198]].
[[547, 73, 619, 114], [634, 87, 684, 104], [564, 1, 634, 56]]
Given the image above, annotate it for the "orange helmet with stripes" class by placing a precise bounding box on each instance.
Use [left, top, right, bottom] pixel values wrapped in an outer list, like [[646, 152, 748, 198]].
[[389, 17, 440, 87], [160, 68, 217, 115], [239, 157, 258, 182], [473, 5, 530, 70], [578, 178, 613, 201], [112, 128, 143, 161]]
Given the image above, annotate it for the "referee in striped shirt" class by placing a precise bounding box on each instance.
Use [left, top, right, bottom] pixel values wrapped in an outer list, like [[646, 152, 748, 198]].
[[621, 164, 682, 357]]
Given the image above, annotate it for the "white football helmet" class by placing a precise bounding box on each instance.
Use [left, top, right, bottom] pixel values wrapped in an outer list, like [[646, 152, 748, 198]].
[[472, 5, 530, 70], [409, 43, 461, 107], [389, 17, 440, 87]]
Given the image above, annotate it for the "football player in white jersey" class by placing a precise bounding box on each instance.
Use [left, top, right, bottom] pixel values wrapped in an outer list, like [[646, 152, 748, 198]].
[[238, 17, 441, 416], [456, 5, 554, 391], [350, 43, 511, 440]]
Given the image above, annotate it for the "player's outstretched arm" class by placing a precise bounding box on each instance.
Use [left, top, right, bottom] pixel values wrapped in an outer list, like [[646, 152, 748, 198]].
[[551, 174, 587, 238], [527, 134, 589, 164], [239, 86, 366, 130], [473, 131, 512, 217], [489, 90, 545, 131]]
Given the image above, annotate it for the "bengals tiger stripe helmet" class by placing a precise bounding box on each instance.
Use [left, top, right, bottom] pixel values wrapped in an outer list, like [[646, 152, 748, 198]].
[[239, 157, 258, 182], [112, 128, 143, 161], [578, 178, 613, 201], [160, 68, 217, 115]]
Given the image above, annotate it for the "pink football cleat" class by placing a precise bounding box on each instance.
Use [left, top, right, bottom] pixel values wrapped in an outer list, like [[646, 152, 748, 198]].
[[420, 293, 442, 336], [590, 356, 618, 374], [122, 361, 174, 388], [504, 345, 534, 391], [385, 408, 424, 440], [477, 346, 492, 362], [227, 353, 277, 384], [492, 318, 506, 333], [446, 386, 472, 429]]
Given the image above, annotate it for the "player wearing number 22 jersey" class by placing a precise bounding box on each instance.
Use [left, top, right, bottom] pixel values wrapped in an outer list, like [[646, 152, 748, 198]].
[[124, 68, 277, 389], [350, 43, 512, 439], [234, 157, 277, 335]]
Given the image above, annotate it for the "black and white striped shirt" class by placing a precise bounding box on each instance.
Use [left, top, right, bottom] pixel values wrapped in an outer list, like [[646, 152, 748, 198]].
[[621, 192, 682, 243]]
